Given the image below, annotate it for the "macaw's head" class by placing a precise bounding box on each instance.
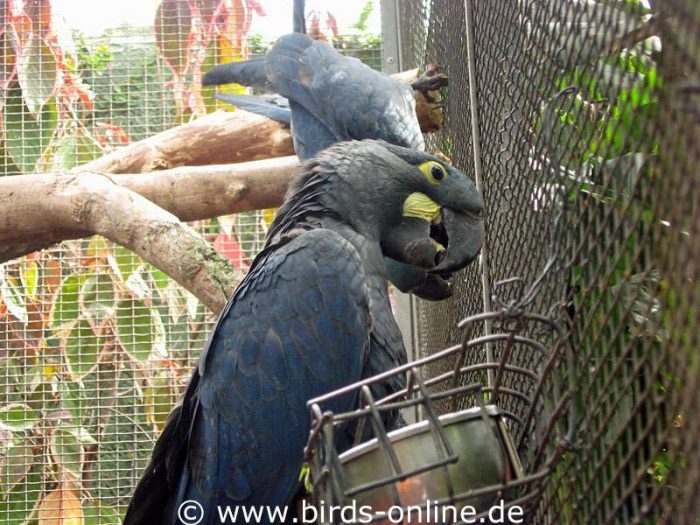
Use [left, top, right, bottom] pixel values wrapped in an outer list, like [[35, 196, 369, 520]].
[[287, 140, 484, 297], [374, 142, 484, 299]]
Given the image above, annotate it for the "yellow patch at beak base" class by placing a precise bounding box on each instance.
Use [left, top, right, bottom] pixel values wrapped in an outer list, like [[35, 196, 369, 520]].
[[402, 192, 442, 223]]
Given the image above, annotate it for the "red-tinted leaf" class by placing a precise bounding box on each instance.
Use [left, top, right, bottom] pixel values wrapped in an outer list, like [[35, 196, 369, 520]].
[[95, 122, 131, 147], [326, 11, 338, 37], [198, 0, 226, 29], [37, 483, 84, 524], [0, 23, 18, 88], [248, 0, 266, 17], [154, 0, 194, 77], [231, 0, 253, 38], [214, 231, 250, 270], [23, 0, 51, 35]]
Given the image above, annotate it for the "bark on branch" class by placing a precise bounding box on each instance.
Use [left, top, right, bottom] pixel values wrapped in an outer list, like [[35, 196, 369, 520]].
[[77, 110, 295, 174], [0, 170, 260, 313]]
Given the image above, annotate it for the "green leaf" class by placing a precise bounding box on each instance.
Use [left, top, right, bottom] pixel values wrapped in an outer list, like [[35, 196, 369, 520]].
[[115, 298, 154, 361], [0, 404, 40, 432], [83, 502, 121, 525], [1, 276, 27, 324], [3, 83, 58, 173], [59, 381, 86, 425], [20, 259, 39, 299], [1, 441, 33, 495], [0, 464, 42, 525], [164, 281, 187, 322], [50, 132, 103, 171], [110, 246, 141, 282], [49, 425, 83, 479], [50, 274, 83, 328], [17, 32, 58, 115], [79, 273, 115, 321], [150, 266, 170, 291], [64, 319, 104, 379], [70, 426, 97, 446]]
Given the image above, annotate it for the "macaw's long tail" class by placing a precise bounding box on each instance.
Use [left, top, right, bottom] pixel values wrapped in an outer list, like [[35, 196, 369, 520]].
[[215, 94, 292, 125], [202, 57, 273, 90]]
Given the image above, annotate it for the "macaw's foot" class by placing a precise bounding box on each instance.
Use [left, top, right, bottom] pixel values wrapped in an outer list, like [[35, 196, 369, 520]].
[[410, 64, 449, 102]]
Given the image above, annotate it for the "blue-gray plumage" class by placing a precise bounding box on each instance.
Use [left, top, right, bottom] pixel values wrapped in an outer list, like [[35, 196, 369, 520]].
[[204, 33, 424, 159], [204, 33, 482, 302], [123, 141, 483, 524]]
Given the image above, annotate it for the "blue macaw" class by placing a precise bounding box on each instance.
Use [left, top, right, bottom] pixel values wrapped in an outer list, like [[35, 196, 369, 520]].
[[202, 32, 481, 301], [123, 141, 484, 524]]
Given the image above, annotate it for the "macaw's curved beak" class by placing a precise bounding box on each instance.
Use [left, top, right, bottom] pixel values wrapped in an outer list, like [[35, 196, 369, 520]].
[[381, 217, 446, 270], [431, 207, 484, 274], [383, 206, 484, 301]]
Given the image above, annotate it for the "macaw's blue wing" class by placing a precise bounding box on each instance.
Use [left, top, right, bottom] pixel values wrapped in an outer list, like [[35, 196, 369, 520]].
[[214, 92, 336, 160], [215, 93, 293, 125], [202, 56, 273, 90], [124, 229, 370, 525], [266, 33, 425, 151], [288, 101, 337, 159]]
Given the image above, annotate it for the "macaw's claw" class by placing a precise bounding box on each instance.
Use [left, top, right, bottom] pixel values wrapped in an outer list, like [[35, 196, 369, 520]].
[[411, 64, 449, 101]]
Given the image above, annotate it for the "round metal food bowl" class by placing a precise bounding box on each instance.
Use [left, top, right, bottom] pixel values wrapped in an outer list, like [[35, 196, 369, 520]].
[[313, 405, 523, 524], [305, 303, 577, 524]]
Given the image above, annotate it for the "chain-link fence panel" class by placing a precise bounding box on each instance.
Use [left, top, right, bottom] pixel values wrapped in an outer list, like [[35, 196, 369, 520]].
[[400, 0, 698, 523]]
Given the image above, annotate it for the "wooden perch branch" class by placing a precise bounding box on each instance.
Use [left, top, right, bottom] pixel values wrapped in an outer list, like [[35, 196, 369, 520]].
[[116, 156, 298, 222], [0, 171, 256, 313], [77, 110, 295, 174], [75, 69, 442, 175]]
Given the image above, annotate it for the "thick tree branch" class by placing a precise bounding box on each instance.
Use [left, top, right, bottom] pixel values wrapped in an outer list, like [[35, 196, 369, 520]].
[[1, 156, 299, 261], [0, 171, 247, 312], [75, 69, 442, 175], [77, 110, 295, 174], [116, 156, 298, 221]]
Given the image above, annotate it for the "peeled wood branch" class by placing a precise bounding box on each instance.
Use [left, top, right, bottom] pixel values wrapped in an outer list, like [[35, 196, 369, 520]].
[[0, 172, 245, 313], [116, 156, 299, 222], [76, 69, 443, 175], [77, 110, 295, 174]]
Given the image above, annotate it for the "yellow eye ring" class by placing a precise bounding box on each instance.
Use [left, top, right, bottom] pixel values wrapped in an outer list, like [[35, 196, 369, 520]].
[[419, 161, 447, 185]]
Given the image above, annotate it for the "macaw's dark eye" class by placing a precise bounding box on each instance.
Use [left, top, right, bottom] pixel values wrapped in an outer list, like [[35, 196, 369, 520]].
[[431, 165, 445, 180], [419, 160, 448, 184]]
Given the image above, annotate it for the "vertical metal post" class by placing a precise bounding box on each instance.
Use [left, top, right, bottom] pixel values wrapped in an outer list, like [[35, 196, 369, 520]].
[[380, 0, 403, 74], [463, 0, 495, 388], [381, 0, 419, 423]]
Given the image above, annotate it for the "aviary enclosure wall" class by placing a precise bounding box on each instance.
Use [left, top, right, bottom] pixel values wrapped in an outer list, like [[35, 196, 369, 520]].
[[397, 0, 698, 523], [0, 0, 697, 523]]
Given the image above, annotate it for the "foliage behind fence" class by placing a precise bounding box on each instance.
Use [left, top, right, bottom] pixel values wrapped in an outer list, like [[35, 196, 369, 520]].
[[400, 0, 698, 523], [0, 1, 383, 523]]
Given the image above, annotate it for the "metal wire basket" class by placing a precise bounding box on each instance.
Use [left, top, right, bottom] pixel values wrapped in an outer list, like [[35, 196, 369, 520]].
[[304, 283, 577, 524]]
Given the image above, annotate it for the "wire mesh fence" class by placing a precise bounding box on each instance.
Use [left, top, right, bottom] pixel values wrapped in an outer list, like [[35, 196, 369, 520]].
[[0, 1, 385, 522], [1, 0, 697, 523], [400, 0, 698, 523]]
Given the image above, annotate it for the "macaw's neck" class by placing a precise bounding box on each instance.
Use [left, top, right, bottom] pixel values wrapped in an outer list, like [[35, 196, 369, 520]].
[[267, 207, 392, 312]]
